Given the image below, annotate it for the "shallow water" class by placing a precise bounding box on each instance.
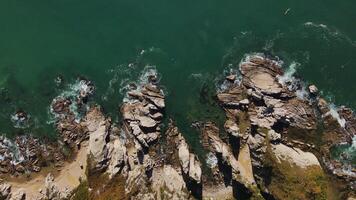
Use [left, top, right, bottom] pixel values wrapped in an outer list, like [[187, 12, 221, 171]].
[[0, 0, 355, 149]]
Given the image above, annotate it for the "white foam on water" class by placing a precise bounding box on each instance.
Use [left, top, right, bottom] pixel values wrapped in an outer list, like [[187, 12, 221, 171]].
[[122, 65, 163, 104], [206, 152, 218, 168], [189, 73, 203, 79], [304, 22, 328, 29], [10, 113, 31, 129], [48, 79, 94, 124], [328, 104, 346, 128], [295, 86, 309, 100], [216, 64, 242, 93], [277, 61, 299, 87], [0, 136, 25, 164]]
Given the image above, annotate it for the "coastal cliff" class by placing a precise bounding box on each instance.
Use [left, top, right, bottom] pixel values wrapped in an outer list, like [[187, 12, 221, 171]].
[[0, 54, 355, 200]]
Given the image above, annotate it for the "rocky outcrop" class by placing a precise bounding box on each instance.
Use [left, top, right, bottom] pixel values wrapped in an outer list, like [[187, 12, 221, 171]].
[[120, 70, 165, 152], [51, 78, 95, 147], [0, 135, 64, 175], [163, 121, 202, 198], [86, 106, 111, 170], [0, 183, 11, 199], [215, 54, 338, 199], [1, 55, 355, 199], [151, 165, 190, 200], [0, 183, 26, 200], [200, 122, 258, 198], [38, 174, 70, 200]]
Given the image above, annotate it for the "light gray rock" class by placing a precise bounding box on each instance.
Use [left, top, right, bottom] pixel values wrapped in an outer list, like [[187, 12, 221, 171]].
[[0, 183, 11, 199], [178, 136, 190, 174], [151, 165, 190, 200], [224, 119, 240, 137], [86, 107, 110, 169], [10, 190, 26, 200], [39, 174, 70, 200], [189, 154, 202, 184], [226, 74, 237, 82], [308, 85, 319, 95], [268, 129, 281, 142], [106, 137, 128, 178], [137, 115, 158, 129]]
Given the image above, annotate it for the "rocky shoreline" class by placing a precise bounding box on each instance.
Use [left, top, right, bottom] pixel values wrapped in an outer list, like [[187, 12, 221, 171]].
[[0, 54, 355, 199]]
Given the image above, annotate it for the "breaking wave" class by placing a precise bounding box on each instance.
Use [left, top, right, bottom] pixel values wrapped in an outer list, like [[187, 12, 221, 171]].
[[48, 79, 94, 124], [329, 104, 346, 128]]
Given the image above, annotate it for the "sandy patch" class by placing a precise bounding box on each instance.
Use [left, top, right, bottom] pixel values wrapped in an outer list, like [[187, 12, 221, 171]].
[[8, 142, 88, 199]]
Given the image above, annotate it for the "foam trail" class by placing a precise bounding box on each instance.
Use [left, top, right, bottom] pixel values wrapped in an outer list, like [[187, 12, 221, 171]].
[[277, 62, 298, 86], [329, 104, 346, 128], [122, 65, 162, 103]]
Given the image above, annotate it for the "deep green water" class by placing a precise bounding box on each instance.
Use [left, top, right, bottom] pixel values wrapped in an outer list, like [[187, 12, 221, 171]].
[[0, 0, 355, 152]]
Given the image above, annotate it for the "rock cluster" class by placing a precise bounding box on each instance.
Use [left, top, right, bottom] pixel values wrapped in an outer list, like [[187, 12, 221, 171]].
[[0, 135, 64, 175], [85, 69, 194, 199], [0, 183, 25, 200], [121, 74, 165, 148], [38, 174, 71, 200], [199, 122, 259, 199], [1, 55, 355, 199], [51, 78, 95, 146], [217, 54, 355, 199], [163, 121, 202, 197]]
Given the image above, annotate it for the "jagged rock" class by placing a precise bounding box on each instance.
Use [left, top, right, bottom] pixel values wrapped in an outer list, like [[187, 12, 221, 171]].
[[189, 154, 202, 184], [125, 166, 150, 196], [308, 84, 319, 95], [11, 190, 26, 200], [0, 183, 11, 199], [202, 123, 256, 189], [86, 107, 110, 169], [138, 116, 158, 129], [226, 74, 237, 82], [106, 137, 128, 178], [248, 97, 317, 130], [39, 174, 70, 200], [152, 165, 190, 200], [217, 93, 241, 107], [268, 129, 281, 142], [178, 136, 190, 174], [0, 135, 64, 175], [146, 132, 160, 144], [317, 98, 330, 114], [121, 72, 165, 151], [271, 98, 317, 130], [224, 119, 239, 137], [144, 96, 165, 110]]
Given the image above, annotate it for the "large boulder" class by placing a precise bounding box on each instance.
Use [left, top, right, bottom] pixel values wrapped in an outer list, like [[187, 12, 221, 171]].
[[106, 137, 128, 178], [151, 165, 190, 200], [86, 107, 111, 169], [271, 144, 321, 169]]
